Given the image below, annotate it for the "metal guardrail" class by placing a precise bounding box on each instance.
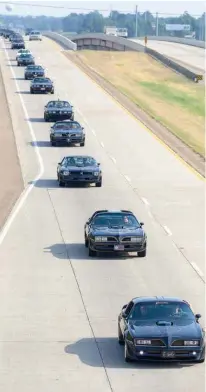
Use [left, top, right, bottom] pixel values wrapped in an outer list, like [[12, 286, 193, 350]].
[[135, 36, 205, 48]]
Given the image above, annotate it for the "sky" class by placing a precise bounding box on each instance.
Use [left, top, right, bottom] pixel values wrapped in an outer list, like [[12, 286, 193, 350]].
[[0, 0, 205, 17]]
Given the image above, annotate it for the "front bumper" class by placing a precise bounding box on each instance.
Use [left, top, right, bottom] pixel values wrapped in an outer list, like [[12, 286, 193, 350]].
[[51, 135, 84, 144], [25, 73, 44, 79], [126, 340, 204, 361], [59, 173, 101, 184], [45, 112, 73, 121], [90, 240, 146, 253], [18, 61, 34, 66], [31, 86, 53, 93]]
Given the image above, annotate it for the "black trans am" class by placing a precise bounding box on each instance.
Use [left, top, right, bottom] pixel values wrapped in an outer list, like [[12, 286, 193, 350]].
[[30, 77, 54, 94], [25, 65, 45, 80], [84, 210, 147, 257], [17, 53, 34, 66], [44, 100, 74, 122], [11, 39, 25, 49], [118, 296, 205, 363], [50, 120, 85, 146], [57, 155, 102, 187]]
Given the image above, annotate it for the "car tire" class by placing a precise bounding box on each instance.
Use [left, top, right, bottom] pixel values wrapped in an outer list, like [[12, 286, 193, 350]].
[[84, 236, 88, 248], [138, 249, 147, 257], [96, 180, 102, 187], [80, 141, 85, 147], [124, 342, 132, 362], [58, 179, 65, 187], [51, 141, 56, 146], [51, 90, 54, 94], [30, 89, 33, 94], [44, 116, 48, 122], [118, 324, 124, 345], [25, 76, 27, 80], [88, 244, 96, 257], [196, 348, 205, 363]]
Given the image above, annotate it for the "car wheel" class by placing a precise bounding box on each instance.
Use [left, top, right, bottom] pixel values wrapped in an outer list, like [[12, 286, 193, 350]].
[[88, 244, 96, 257], [58, 179, 65, 187], [118, 324, 124, 345], [138, 249, 147, 257], [17, 63, 20, 66], [196, 348, 205, 363], [44, 116, 48, 122], [30, 89, 33, 94], [84, 236, 88, 248], [25, 76, 27, 80], [51, 141, 56, 146], [80, 141, 85, 147], [51, 90, 54, 94], [96, 179, 102, 187], [124, 342, 132, 362]]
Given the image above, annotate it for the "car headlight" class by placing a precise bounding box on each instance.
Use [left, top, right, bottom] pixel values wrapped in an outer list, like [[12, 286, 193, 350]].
[[184, 340, 199, 346], [63, 171, 70, 176], [94, 172, 99, 176], [131, 237, 143, 243], [134, 339, 151, 345], [94, 236, 107, 242]]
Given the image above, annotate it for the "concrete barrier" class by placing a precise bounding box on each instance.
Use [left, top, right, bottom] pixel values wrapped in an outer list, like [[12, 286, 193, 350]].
[[135, 36, 205, 48], [43, 31, 77, 50], [145, 47, 203, 82]]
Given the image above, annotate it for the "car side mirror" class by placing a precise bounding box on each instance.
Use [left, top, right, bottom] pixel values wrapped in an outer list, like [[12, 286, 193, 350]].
[[58, 162, 61, 165], [82, 127, 84, 130], [97, 163, 100, 166], [195, 314, 201, 320], [122, 311, 127, 319], [140, 222, 144, 226]]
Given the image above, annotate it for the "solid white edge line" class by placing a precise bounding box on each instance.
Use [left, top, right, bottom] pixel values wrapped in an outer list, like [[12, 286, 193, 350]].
[[91, 129, 96, 136], [100, 141, 104, 148], [124, 175, 131, 182], [191, 262, 204, 278], [0, 40, 44, 246], [163, 225, 172, 236]]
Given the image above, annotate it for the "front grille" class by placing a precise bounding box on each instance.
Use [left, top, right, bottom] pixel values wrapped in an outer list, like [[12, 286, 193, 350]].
[[107, 236, 118, 242], [70, 171, 93, 176], [171, 340, 184, 346], [150, 339, 166, 347]]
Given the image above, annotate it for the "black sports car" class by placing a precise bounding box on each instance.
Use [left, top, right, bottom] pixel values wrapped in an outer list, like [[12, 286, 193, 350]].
[[17, 53, 34, 66], [11, 40, 25, 49], [30, 77, 54, 94], [44, 100, 74, 122], [84, 210, 147, 257], [57, 155, 102, 187], [50, 120, 85, 146], [24, 65, 45, 80], [118, 296, 205, 363]]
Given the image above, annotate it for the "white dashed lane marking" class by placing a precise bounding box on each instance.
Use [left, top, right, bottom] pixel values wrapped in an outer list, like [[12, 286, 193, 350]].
[[163, 225, 172, 236]]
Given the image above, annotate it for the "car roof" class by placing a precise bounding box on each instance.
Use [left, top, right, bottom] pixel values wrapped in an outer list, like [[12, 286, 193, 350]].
[[48, 100, 70, 104], [131, 296, 189, 304], [94, 210, 133, 214]]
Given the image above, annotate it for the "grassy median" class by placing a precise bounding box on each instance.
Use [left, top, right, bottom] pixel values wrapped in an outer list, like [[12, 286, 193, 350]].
[[76, 51, 205, 157]]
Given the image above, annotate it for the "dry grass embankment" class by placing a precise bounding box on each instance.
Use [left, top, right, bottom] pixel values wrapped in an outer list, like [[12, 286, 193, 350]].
[[76, 51, 205, 157]]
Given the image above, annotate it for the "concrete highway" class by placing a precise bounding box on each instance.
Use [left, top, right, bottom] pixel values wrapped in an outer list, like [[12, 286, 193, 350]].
[[0, 37, 205, 391], [130, 39, 205, 72]]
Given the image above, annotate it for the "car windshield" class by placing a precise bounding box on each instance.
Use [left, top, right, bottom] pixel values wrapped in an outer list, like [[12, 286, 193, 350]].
[[20, 54, 31, 58], [33, 78, 50, 83], [48, 101, 71, 108], [92, 213, 140, 228], [64, 156, 97, 167], [54, 122, 80, 130], [129, 302, 195, 321]]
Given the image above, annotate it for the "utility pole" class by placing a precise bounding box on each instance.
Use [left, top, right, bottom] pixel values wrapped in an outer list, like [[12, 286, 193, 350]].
[[135, 5, 138, 37], [145, 11, 147, 36], [156, 12, 159, 37]]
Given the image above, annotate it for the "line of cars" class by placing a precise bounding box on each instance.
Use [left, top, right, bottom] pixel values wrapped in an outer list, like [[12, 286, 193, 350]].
[[2, 29, 205, 364]]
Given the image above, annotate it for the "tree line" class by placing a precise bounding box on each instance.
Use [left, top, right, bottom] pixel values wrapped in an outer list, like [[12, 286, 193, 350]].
[[0, 10, 205, 40]]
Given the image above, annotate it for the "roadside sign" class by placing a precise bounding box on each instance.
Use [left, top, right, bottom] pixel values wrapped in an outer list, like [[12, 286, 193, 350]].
[[144, 36, 148, 45]]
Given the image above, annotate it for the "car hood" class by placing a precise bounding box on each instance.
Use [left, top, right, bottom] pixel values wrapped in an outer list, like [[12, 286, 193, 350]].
[[32, 81, 51, 85], [47, 107, 72, 112], [53, 128, 82, 134], [91, 227, 144, 236], [129, 319, 202, 339], [61, 165, 99, 172]]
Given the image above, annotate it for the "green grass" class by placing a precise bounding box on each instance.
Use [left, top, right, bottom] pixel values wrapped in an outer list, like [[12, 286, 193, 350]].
[[139, 81, 205, 117]]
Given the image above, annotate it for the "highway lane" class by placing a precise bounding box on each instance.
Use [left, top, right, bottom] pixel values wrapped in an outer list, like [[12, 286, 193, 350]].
[[130, 39, 205, 72], [0, 38, 205, 392]]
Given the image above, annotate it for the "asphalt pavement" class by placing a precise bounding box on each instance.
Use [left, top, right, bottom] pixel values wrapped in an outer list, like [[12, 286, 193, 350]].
[[0, 37, 205, 392]]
